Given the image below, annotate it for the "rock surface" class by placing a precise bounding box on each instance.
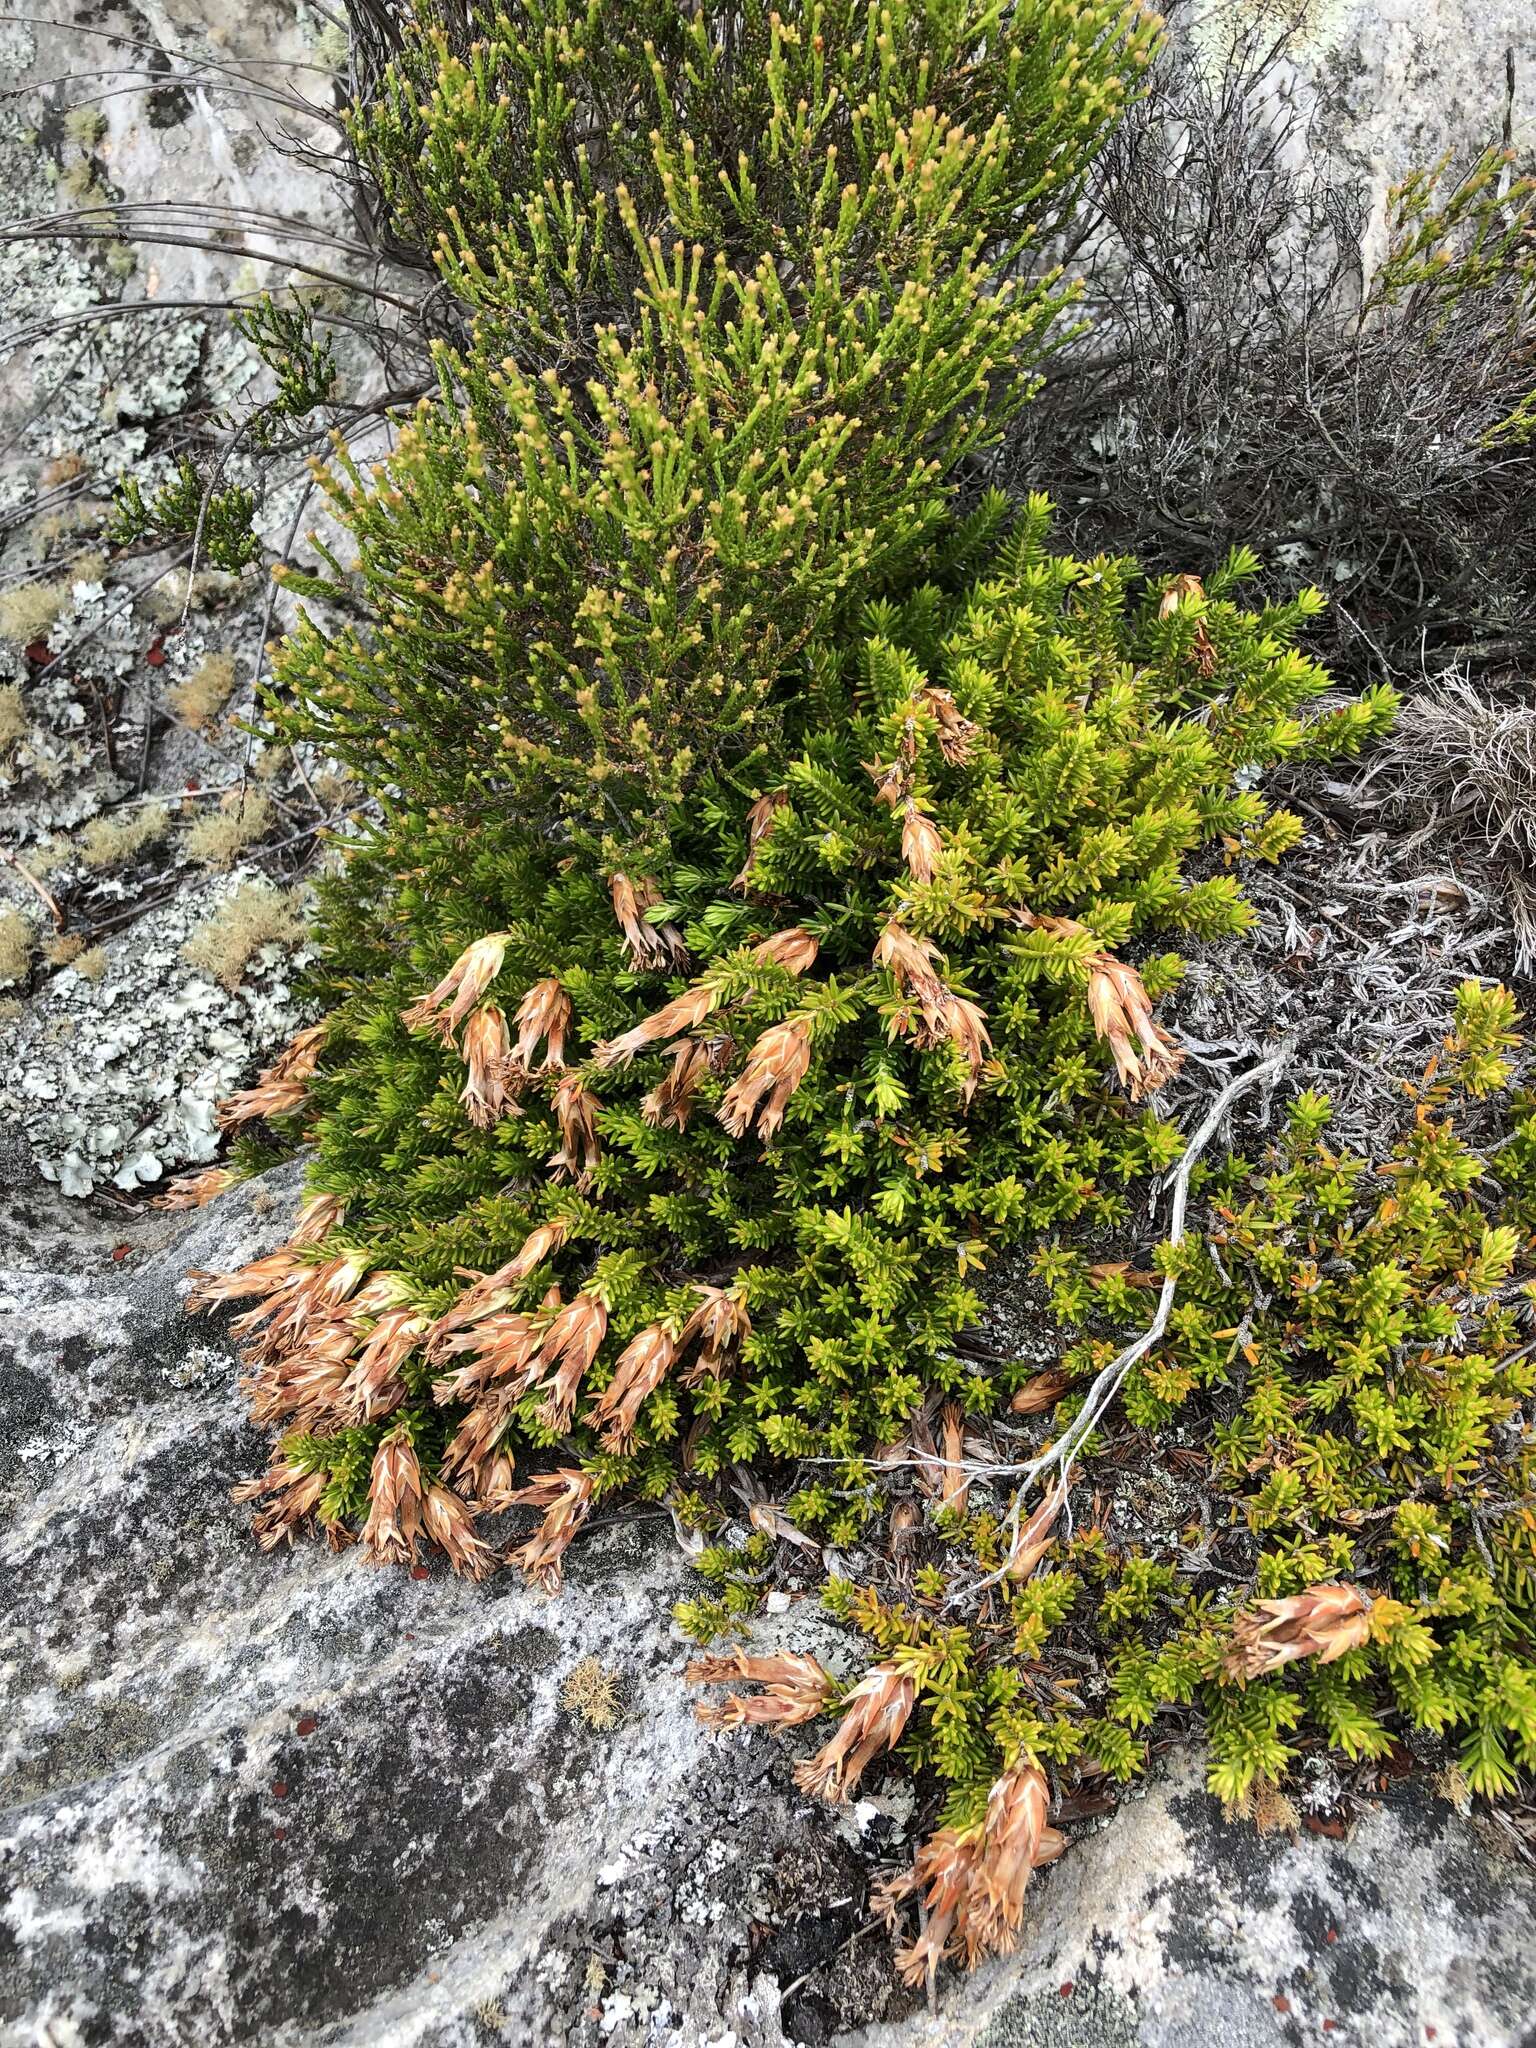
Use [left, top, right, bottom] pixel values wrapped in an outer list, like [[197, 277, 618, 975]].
[[4, 1170, 1535, 2048]]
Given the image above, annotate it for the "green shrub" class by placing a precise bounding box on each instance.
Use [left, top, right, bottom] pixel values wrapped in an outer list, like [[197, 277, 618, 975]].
[[269, 0, 1158, 843], [687, 982, 1536, 1982], [197, 503, 1393, 1588]]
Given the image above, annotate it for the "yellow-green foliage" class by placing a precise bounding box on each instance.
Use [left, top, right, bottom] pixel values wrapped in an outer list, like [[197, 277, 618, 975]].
[[0, 683, 27, 749], [183, 791, 273, 869], [76, 801, 172, 870], [182, 877, 308, 989], [167, 652, 238, 730], [0, 906, 35, 986], [0, 580, 66, 648]]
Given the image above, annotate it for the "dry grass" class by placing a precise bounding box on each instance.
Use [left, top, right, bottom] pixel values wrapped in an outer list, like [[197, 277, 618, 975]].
[[559, 1655, 625, 1732], [0, 906, 35, 986], [76, 801, 173, 870], [181, 877, 308, 990], [183, 790, 273, 869], [1359, 673, 1536, 970], [0, 683, 27, 750], [0, 580, 67, 649], [167, 652, 238, 731]]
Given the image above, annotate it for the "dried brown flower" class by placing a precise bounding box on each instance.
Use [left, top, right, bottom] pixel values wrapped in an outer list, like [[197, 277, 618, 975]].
[[678, 1284, 752, 1381], [421, 1483, 499, 1580], [921, 686, 981, 763], [902, 803, 943, 884], [792, 1661, 915, 1803], [595, 981, 721, 1067], [731, 789, 789, 890], [585, 1320, 676, 1450], [533, 1292, 609, 1431], [424, 1217, 570, 1360], [718, 1015, 814, 1140], [401, 932, 510, 1040], [549, 1072, 604, 1185], [217, 1023, 328, 1130], [507, 1467, 593, 1591], [361, 1428, 425, 1567], [686, 1648, 835, 1729], [609, 872, 686, 969], [459, 1003, 515, 1128], [751, 925, 820, 976], [153, 1166, 235, 1211], [1225, 1581, 1373, 1682], [512, 976, 572, 1072]]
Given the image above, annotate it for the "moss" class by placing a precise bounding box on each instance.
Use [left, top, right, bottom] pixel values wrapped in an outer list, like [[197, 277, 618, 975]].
[[181, 877, 308, 990], [62, 107, 108, 149], [183, 791, 273, 869], [0, 683, 28, 750], [166, 652, 238, 731], [45, 932, 84, 968], [0, 906, 36, 987], [560, 1656, 625, 1732], [72, 944, 107, 983], [0, 580, 67, 649], [76, 801, 173, 870]]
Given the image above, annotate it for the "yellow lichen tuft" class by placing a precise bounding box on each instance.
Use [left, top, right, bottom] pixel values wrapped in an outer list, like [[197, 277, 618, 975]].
[[73, 944, 108, 982], [181, 878, 309, 990], [183, 790, 273, 869], [76, 801, 173, 870], [167, 652, 238, 731], [0, 906, 36, 986], [0, 683, 27, 749], [0, 580, 67, 649], [559, 1655, 625, 1732]]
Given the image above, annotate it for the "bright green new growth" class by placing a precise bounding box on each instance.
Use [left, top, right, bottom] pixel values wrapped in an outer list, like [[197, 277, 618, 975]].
[[788, 986, 1536, 1847], [218, 500, 1393, 1575], [270, 0, 1158, 843]]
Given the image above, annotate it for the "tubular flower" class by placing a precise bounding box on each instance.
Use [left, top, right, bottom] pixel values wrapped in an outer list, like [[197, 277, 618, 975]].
[[679, 1285, 752, 1381], [507, 1467, 593, 1591], [233, 1252, 371, 1360], [154, 1166, 235, 1211], [874, 921, 990, 1101], [886, 1828, 982, 1987], [609, 872, 686, 970], [718, 1015, 814, 1141], [217, 1023, 328, 1130], [1160, 572, 1218, 677], [595, 981, 721, 1067], [902, 803, 943, 884], [459, 1003, 515, 1128], [970, 1765, 1051, 1955], [641, 1037, 714, 1131], [921, 686, 980, 763], [360, 1429, 425, 1567], [1084, 951, 1184, 1101], [1226, 1582, 1374, 1682], [242, 1335, 352, 1433], [1007, 1477, 1071, 1584], [421, 1484, 499, 1580], [512, 976, 572, 1072], [186, 1247, 302, 1310], [533, 1292, 609, 1431], [792, 1662, 916, 1804], [585, 1321, 677, 1450], [1022, 913, 1182, 1100], [686, 1648, 835, 1729], [424, 1218, 570, 1358], [864, 755, 909, 810], [401, 932, 510, 1040], [731, 788, 788, 890], [337, 1305, 428, 1423], [289, 1191, 347, 1247], [471, 1450, 519, 1515], [549, 1072, 604, 1185], [751, 926, 820, 976], [232, 1458, 330, 1551], [1010, 1365, 1075, 1414]]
